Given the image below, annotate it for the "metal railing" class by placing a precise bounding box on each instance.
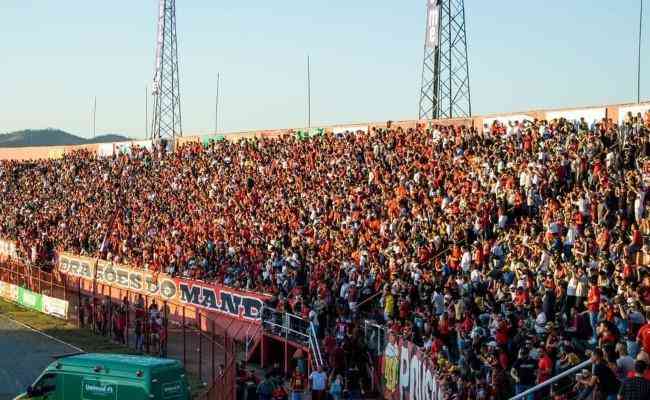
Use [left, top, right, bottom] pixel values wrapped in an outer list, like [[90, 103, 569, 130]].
[[309, 321, 323, 369], [364, 319, 388, 357], [261, 306, 310, 344], [509, 359, 593, 400]]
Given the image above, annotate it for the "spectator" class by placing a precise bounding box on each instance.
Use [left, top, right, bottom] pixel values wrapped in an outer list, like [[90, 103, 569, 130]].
[[329, 374, 343, 400], [309, 365, 327, 400], [577, 348, 620, 400], [510, 348, 536, 400], [289, 369, 306, 400], [618, 360, 650, 400]]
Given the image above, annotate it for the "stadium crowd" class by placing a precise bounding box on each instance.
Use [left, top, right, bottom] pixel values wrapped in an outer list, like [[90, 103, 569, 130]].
[[2, 109, 650, 399]]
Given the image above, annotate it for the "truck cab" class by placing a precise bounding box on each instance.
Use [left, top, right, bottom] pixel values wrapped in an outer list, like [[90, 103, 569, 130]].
[[15, 353, 191, 400]]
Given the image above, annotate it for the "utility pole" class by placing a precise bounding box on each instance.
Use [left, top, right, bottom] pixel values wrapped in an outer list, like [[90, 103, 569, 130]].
[[93, 97, 97, 138], [145, 85, 149, 138], [215, 73, 220, 134], [638, 0, 644, 103], [307, 55, 311, 129]]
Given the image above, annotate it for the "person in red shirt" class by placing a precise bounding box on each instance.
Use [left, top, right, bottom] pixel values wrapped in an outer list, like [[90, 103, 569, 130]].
[[586, 278, 600, 343], [537, 347, 553, 384], [638, 317, 650, 355]]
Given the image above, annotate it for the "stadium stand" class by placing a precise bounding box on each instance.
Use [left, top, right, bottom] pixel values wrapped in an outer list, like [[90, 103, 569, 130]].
[[2, 103, 650, 399]]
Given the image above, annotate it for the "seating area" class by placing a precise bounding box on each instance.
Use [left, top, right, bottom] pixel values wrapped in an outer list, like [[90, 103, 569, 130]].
[[2, 108, 650, 399]]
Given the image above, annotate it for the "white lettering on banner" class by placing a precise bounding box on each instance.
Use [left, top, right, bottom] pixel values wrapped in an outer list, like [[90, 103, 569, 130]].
[[58, 254, 177, 300], [399, 345, 410, 389], [57, 253, 268, 321], [425, 0, 440, 49], [386, 340, 442, 400]]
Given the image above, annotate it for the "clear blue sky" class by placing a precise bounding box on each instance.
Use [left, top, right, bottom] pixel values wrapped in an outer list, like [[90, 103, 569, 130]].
[[1, 0, 648, 139]]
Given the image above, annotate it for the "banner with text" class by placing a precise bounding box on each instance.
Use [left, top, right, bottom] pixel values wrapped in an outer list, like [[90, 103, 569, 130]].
[[17, 287, 43, 312], [546, 108, 606, 124], [383, 335, 444, 400], [57, 253, 270, 322], [333, 125, 368, 135], [425, 0, 440, 49], [43, 295, 69, 319]]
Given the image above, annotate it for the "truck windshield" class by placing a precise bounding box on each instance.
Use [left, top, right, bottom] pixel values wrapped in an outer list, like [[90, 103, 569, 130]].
[[32, 373, 57, 396]]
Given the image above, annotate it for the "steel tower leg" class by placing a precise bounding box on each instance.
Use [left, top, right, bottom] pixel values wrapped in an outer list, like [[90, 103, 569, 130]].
[[151, 0, 182, 141]]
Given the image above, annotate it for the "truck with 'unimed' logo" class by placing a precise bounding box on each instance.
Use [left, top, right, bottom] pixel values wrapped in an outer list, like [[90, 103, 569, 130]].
[[14, 353, 191, 400]]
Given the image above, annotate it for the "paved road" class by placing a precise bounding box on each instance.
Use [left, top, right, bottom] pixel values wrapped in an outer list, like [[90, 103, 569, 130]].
[[0, 315, 79, 400]]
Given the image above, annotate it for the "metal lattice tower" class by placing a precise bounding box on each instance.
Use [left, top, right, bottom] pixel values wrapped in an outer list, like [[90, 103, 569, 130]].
[[151, 0, 182, 140], [418, 0, 471, 120]]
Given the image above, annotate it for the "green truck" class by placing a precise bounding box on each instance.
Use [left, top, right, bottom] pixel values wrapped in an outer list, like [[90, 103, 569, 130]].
[[14, 353, 191, 400]]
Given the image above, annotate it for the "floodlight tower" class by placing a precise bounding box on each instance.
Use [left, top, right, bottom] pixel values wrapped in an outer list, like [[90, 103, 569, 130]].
[[418, 0, 472, 120], [151, 0, 182, 141]]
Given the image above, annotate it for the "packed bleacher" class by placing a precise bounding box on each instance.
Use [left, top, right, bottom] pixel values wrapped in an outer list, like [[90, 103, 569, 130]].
[[2, 109, 650, 399]]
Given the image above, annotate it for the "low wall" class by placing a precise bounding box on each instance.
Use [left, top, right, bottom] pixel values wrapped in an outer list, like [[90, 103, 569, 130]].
[[2, 100, 649, 161]]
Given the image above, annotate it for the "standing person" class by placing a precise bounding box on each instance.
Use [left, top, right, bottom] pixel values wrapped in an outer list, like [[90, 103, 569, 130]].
[[637, 312, 650, 355], [329, 374, 343, 400], [510, 348, 536, 400], [309, 365, 327, 400], [134, 316, 144, 352], [618, 360, 650, 400], [256, 373, 274, 400], [345, 365, 363, 400], [587, 277, 601, 344], [79, 297, 87, 328], [577, 348, 620, 400], [289, 368, 306, 400]]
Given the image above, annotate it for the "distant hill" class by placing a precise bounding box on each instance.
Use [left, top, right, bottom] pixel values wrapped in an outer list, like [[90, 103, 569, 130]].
[[0, 129, 130, 148]]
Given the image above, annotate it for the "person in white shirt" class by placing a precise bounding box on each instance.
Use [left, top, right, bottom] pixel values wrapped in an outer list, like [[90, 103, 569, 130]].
[[460, 247, 472, 273]]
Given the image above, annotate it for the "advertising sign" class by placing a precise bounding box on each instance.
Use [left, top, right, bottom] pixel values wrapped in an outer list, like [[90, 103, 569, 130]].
[[546, 108, 605, 124], [618, 104, 650, 125], [383, 335, 444, 400], [43, 295, 69, 319], [57, 253, 270, 322], [425, 0, 440, 49], [82, 379, 117, 400], [17, 287, 43, 312], [332, 125, 368, 135], [482, 114, 535, 127], [162, 381, 184, 399]]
